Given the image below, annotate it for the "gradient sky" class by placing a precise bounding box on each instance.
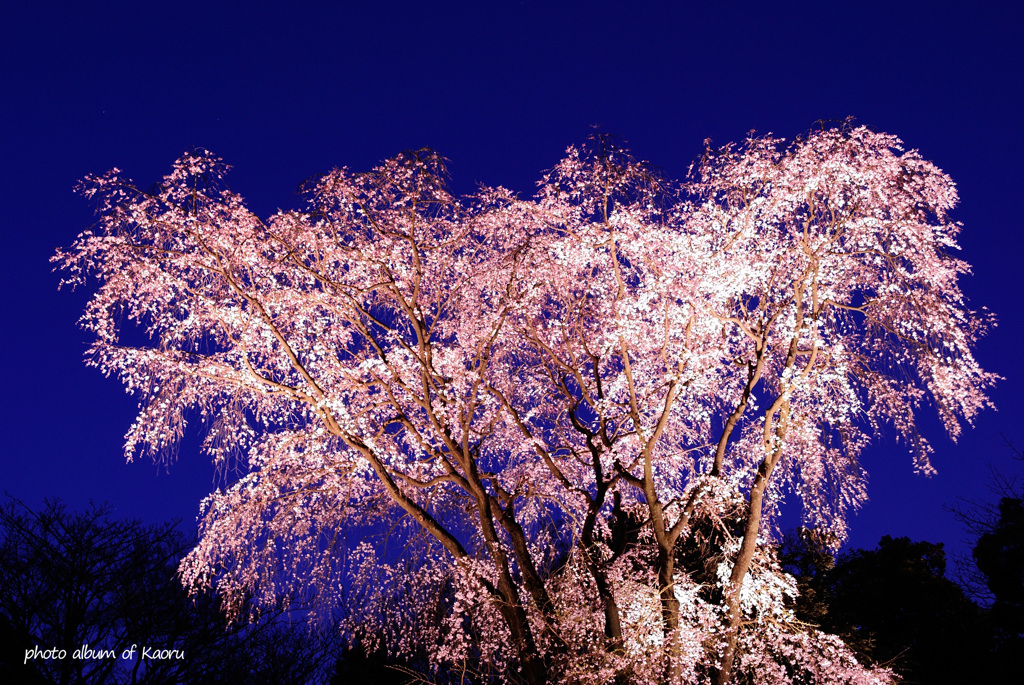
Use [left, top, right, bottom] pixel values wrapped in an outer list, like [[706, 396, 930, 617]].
[[2, 0, 1022, 569]]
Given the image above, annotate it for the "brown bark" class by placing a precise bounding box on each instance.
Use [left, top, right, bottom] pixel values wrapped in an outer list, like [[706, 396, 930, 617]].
[[477, 499, 551, 683], [712, 401, 789, 685], [712, 466, 771, 685], [657, 544, 683, 682]]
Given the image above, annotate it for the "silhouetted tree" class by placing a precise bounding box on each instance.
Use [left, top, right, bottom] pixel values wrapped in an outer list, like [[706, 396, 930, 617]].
[[973, 497, 1024, 637], [778, 527, 837, 629], [330, 638, 436, 685], [0, 497, 337, 684], [785, 535, 992, 684], [951, 442, 1024, 681]]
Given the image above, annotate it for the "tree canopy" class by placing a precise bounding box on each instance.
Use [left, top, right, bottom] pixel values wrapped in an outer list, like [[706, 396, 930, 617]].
[[57, 123, 994, 684]]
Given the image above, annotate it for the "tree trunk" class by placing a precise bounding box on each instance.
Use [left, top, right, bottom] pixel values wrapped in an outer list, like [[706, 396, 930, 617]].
[[712, 436, 785, 684], [658, 544, 683, 682], [493, 574, 548, 685]]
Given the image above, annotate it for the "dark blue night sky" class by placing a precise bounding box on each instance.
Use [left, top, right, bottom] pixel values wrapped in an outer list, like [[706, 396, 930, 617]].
[[2, 0, 1022, 567]]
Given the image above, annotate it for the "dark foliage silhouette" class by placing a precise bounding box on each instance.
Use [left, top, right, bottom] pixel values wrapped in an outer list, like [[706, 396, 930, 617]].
[[782, 534, 995, 684], [0, 497, 336, 684]]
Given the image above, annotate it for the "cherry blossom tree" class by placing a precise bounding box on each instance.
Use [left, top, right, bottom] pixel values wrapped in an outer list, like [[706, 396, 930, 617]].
[[57, 122, 994, 683]]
